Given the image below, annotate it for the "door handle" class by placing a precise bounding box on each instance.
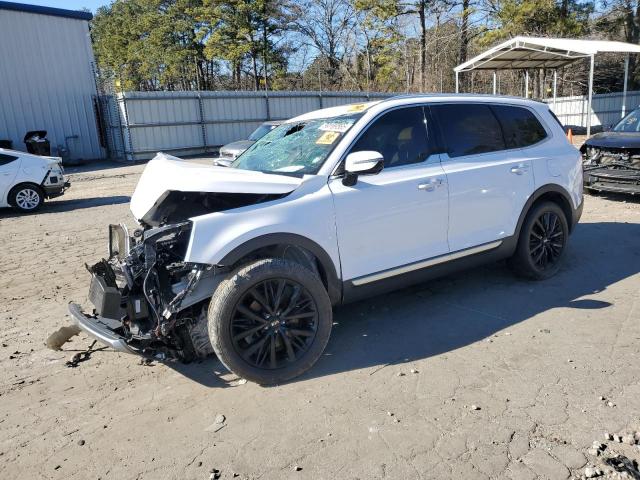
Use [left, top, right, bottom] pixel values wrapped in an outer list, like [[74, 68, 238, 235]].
[[510, 164, 529, 175], [418, 178, 443, 191]]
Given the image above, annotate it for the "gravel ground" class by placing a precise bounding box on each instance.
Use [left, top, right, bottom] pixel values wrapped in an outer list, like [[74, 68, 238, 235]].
[[1, 160, 639, 480]]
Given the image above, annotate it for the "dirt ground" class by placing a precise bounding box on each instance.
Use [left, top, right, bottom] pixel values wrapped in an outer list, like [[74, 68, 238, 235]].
[[1, 159, 639, 480]]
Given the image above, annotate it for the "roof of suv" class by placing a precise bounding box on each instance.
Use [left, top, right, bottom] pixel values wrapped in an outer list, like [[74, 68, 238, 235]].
[[386, 93, 546, 104], [289, 94, 547, 123]]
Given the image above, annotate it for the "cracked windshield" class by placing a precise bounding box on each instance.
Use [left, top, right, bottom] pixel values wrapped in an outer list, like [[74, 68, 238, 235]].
[[231, 113, 363, 175]]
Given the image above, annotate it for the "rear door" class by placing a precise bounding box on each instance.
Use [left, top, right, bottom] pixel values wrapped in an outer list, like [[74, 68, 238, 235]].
[[0, 153, 20, 205], [329, 106, 449, 283], [431, 103, 537, 251]]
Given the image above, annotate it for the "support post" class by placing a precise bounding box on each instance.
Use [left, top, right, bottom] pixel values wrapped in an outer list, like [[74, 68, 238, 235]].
[[622, 53, 629, 118], [587, 54, 594, 137], [493, 71, 497, 95], [455, 71, 459, 93], [525, 70, 529, 98], [553, 69, 557, 108]]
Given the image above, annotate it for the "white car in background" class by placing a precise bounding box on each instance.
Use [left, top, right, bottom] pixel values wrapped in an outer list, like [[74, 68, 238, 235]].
[[0, 148, 69, 212]]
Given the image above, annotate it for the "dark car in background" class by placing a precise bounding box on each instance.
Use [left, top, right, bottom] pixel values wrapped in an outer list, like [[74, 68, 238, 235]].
[[582, 107, 640, 195], [214, 121, 283, 166]]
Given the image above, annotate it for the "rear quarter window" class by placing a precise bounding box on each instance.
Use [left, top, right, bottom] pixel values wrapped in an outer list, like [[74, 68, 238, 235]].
[[0, 154, 18, 166], [490, 105, 547, 148]]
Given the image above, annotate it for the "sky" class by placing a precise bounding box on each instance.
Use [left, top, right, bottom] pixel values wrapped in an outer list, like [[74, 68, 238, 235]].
[[19, 0, 108, 13]]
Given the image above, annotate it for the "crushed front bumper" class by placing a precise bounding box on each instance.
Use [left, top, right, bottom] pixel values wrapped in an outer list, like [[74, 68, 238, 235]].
[[68, 303, 137, 354]]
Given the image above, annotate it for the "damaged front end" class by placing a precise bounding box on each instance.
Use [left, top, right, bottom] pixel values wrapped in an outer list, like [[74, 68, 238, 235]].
[[69, 222, 221, 361], [582, 145, 640, 194], [67, 153, 304, 360]]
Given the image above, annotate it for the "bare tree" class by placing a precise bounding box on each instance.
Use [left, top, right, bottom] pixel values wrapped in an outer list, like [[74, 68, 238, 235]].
[[289, 0, 356, 88]]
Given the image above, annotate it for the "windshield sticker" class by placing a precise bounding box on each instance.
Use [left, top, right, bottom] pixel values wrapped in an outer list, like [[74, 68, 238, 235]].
[[347, 103, 368, 113], [319, 121, 353, 133], [316, 131, 340, 145]]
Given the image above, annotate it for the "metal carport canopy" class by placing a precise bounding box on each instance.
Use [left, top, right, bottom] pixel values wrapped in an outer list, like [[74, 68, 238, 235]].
[[453, 36, 640, 135]]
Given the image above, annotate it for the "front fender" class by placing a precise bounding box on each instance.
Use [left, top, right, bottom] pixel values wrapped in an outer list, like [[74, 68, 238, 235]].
[[183, 177, 341, 281]]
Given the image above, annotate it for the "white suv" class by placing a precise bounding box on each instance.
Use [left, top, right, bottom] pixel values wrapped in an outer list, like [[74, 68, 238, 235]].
[[0, 148, 69, 212], [69, 95, 583, 384]]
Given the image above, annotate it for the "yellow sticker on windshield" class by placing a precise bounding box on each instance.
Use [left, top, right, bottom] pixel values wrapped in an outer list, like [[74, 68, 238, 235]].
[[347, 103, 368, 112], [316, 131, 340, 145]]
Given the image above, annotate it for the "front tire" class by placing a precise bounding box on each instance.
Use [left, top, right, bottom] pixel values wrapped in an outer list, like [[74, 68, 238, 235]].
[[208, 258, 333, 385], [509, 201, 569, 280], [9, 184, 44, 212]]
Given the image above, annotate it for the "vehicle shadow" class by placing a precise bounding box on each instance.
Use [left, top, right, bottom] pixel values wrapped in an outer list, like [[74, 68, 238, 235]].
[[0, 196, 131, 218], [170, 221, 640, 387]]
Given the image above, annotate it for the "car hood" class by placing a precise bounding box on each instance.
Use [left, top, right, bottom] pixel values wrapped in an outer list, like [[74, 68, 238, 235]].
[[130, 153, 303, 223], [220, 140, 255, 154], [584, 132, 640, 149]]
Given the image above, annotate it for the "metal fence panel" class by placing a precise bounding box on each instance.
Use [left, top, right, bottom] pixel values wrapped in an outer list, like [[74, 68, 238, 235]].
[[546, 90, 640, 131], [113, 90, 392, 161], [114, 89, 640, 160]]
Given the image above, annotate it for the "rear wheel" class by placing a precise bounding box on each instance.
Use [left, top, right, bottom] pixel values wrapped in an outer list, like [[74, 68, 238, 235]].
[[208, 258, 333, 385], [9, 184, 44, 212], [509, 201, 568, 280]]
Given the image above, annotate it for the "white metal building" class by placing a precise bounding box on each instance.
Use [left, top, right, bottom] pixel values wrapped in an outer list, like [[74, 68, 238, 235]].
[[0, 2, 103, 160]]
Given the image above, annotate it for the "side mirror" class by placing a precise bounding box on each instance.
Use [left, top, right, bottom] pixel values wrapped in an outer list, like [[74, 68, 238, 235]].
[[343, 151, 384, 186]]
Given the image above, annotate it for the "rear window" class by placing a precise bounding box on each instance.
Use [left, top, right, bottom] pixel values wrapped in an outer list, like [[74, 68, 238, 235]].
[[491, 105, 547, 148], [432, 104, 505, 158], [0, 153, 18, 166]]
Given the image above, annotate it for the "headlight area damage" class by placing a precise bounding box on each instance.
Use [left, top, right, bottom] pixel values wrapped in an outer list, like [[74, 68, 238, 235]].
[[582, 145, 640, 194], [69, 223, 223, 361]]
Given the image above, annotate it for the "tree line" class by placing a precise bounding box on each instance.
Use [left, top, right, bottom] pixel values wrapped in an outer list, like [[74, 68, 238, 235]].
[[91, 0, 640, 97]]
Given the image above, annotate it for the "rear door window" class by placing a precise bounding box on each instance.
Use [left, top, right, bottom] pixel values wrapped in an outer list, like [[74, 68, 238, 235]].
[[491, 105, 547, 148], [432, 104, 505, 158]]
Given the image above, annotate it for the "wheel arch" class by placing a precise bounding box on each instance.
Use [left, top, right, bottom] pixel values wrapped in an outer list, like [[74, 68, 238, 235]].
[[218, 233, 342, 305], [516, 184, 576, 242], [7, 182, 44, 207]]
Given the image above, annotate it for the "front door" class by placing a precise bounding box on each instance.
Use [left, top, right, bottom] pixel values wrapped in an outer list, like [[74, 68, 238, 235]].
[[431, 103, 536, 252], [329, 106, 449, 283]]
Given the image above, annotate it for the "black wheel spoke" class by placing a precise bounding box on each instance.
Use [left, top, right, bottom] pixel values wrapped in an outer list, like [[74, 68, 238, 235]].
[[236, 305, 267, 324], [288, 328, 314, 338], [250, 289, 273, 315], [283, 311, 316, 321], [281, 332, 296, 362], [282, 286, 301, 316], [530, 243, 543, 255], [242, 335, 270, 360], [273, 279, 285, 312], [233, 323, 266, 342], [231, 278, 318, 370]]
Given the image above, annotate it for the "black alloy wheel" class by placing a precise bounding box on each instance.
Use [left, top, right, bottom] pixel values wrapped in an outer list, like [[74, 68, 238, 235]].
[[528, 211, 565, 270], [208, 258, 333, 385], [509, 201, 569, 280], [230, 278, 319, 370]]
